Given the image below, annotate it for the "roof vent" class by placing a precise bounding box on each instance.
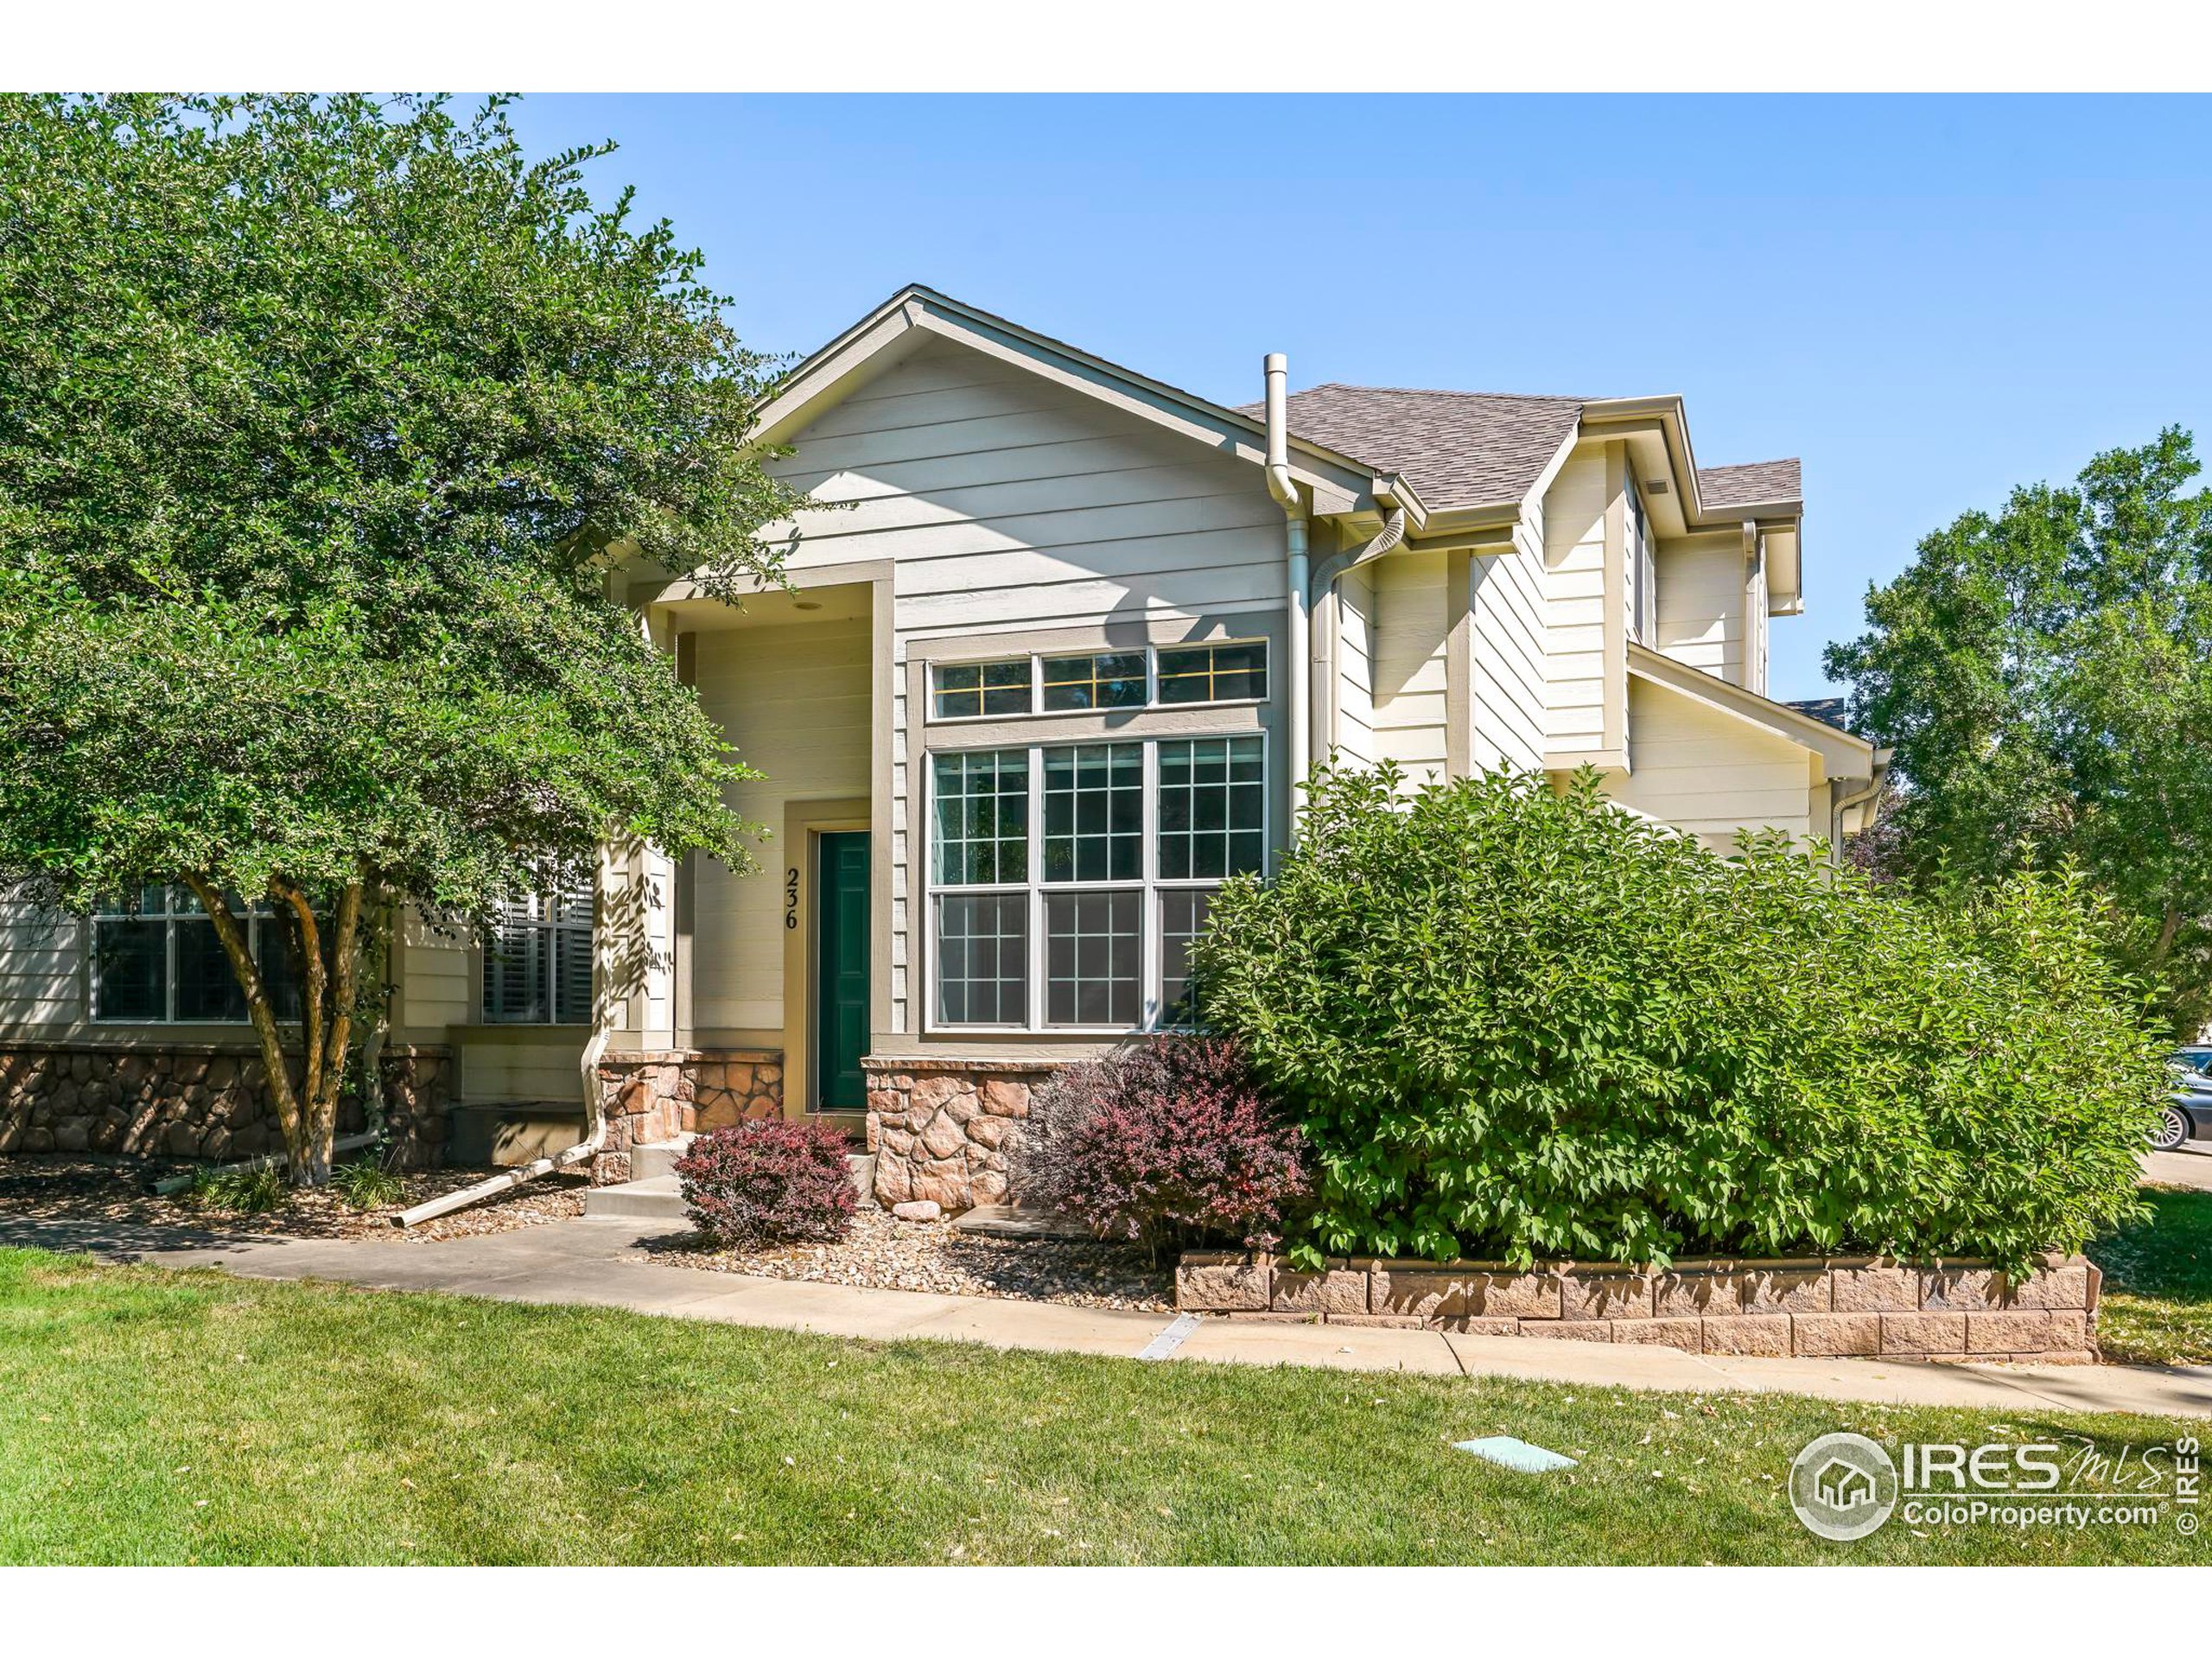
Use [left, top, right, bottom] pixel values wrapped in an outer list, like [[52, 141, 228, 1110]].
[[1645, 479, 1670, 495]]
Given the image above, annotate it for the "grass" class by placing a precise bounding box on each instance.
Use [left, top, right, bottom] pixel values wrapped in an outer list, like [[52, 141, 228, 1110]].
[[0, 1248, 2202, 1565], [2091, 1185, 2212, 1367]]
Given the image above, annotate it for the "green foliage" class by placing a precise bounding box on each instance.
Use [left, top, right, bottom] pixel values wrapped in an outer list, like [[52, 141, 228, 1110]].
[[331, 1155, 406, 1211], [188, 1163, 289, 1216], [1193, 763, 2170, 1276], [1825, 429, 2212, 1034], [0, 93, 797, 918], [0, 95, 806, 1173]]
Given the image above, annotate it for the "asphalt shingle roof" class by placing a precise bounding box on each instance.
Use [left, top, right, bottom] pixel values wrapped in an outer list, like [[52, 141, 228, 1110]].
[[1240, 384, 1802, 516], [1784, 696, 1852, 733], [1239, 385, 1583, 511], [1697, 458, 1802, 510]]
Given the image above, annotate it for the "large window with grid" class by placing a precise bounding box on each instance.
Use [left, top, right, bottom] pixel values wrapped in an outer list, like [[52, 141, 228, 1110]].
[[91, 887, 315, 1024], [480, 881, 594, 1025], [926, 734, 1266, 1031]]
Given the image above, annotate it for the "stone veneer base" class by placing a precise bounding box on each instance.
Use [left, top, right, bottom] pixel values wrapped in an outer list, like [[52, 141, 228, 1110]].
[[589, 1049, 784, 1185], [863, 1058, 1055, 1210], [1176, 1252, 2104, 1364], [0, 1041, 453, 1167]]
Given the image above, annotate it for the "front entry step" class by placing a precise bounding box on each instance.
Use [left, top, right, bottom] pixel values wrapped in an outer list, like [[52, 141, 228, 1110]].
[[582, 1173, 687, 1220], [584, 1142, 879, 1222]]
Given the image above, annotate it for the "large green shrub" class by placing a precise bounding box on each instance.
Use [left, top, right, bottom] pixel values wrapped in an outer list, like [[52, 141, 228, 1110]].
[[1193, 764, 2169, 1275]]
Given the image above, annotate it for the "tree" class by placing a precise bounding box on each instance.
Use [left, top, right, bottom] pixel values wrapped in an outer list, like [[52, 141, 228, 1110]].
[[1825, 429, 2212, 1034], [0, 95, 804, 1179]]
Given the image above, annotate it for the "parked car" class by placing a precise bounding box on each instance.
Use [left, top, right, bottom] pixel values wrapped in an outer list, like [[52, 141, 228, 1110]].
[[2153, 1050, 2212, 1151]]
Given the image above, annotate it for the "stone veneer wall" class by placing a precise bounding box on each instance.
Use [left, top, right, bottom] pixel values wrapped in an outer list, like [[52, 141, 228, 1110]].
[[863, 1058, 1056, 1210], [0, 1042, 453, 1167], [1177, 1253, 2104, 1363], [590, 1048, 783, 1185]]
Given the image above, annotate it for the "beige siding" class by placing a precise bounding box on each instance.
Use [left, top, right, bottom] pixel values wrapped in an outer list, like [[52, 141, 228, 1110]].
[[1332, 563, 1378, 767], [690, 615, 873, 1035], [767, 338, 1289, 1036], [396, 911, 469, 1040], [0, 900, 81, 1031], [1370, 550, 1449, 784], [458, 1030, 585, 1106], [1467, 529, 1548, 772], [1654, 532, 1747, 685], [1543, 452, 1611, 753], [1608, 678, 1815, 852]]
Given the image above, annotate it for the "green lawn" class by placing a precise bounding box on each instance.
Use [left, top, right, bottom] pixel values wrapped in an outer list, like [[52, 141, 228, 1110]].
[[0, 1248, 2202, 1565], [2091, 1185, 2212, 1366]]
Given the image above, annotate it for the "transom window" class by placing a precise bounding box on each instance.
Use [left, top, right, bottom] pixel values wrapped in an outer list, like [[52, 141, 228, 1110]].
[[931, 659, 1033, 720], [1041, 651, 1147, 713], [1156, 640, 1268, 705], [927, 735, 1266, 1031], [91, 886, 314, 1024], [481, 880, 594, 1025], [926, 640, 1268, 722]]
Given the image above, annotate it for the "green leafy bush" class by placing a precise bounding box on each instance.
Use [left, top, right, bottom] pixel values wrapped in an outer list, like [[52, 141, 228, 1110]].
[[1193, 763, 2169, 1276]]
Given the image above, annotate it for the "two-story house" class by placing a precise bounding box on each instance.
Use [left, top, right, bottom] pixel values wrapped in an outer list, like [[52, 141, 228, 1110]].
[[0, 286, 1882, 1210]]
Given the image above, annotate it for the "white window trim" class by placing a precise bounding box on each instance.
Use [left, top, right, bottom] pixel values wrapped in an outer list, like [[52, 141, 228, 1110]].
[[923, 730, 1267, 1037], [925, 639, 1270, 725]]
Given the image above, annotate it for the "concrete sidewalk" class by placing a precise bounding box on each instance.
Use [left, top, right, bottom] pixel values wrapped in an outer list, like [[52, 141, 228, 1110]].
[[5, 1213, 2208, 1417]]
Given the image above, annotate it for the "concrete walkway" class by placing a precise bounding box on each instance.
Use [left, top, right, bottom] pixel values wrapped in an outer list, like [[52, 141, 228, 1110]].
[[5, 1213, 2208, 1418]]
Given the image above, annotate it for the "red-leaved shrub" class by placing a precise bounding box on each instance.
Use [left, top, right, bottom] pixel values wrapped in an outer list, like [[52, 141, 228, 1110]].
[[673, 1118, 856, 1249], [1010, 1037, 1309, 1255]]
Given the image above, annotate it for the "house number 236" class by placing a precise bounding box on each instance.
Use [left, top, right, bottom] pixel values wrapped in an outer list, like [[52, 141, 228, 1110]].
[[785, 868, 799, 929]]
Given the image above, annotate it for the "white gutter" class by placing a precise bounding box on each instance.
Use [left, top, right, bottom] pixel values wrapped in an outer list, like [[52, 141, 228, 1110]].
[[1263, 353, 1310, 823]]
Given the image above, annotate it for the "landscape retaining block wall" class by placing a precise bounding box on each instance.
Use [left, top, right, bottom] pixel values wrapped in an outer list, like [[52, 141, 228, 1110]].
[[1176, 1252, 2103, 1363]]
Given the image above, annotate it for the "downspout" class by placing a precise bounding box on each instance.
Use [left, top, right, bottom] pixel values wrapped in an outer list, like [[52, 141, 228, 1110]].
[[1828, 762, 1887, 862], [1263, 353, 1310, 824], [395, 852, 624, 1229]]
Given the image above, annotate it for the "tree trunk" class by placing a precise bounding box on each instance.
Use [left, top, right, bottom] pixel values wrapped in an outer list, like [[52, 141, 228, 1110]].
[[181, 874, 307, 1167], [274, 878, 365, 1185]]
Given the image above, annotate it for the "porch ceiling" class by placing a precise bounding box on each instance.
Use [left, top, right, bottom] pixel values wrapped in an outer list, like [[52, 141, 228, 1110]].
[[652, 577, 874, 632]]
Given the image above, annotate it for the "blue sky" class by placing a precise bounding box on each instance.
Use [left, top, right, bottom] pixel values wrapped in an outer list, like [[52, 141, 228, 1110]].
[[512, 94, 2212, 699]]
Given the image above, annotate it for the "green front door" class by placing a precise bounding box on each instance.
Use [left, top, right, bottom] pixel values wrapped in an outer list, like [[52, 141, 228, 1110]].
[[814, 831, 870, 1112]]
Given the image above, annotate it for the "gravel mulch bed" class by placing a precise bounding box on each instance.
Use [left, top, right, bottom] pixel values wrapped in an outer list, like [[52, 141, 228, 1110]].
[[0, 1154, 587, 1243], [636, 1205, 1173, 1312]]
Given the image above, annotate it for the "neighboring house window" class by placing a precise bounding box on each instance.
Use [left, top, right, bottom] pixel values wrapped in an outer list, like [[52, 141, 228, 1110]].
[[90, 886, 310, 1023], [925, 641, 1268, 721], [927, 734, 1264, 1031], [480, 881, 594, 1025], [1627, 480, 1656, 645]]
